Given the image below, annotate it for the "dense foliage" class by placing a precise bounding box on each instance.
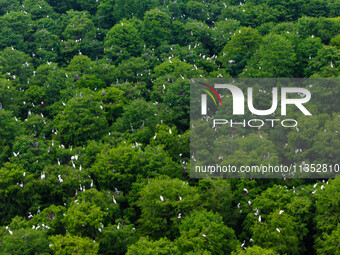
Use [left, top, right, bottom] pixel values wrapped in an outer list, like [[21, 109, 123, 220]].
[[0, 0, 339, 254]]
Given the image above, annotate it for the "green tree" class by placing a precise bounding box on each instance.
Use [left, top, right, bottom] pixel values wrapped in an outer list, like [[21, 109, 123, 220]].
[[315, 224, 340, 255], [22, 0, 54, 20], [43, 68, 71, 107], [0, 110, 22, 164], [149, 124, 188, 162], [303, 0, 330, 17], [67, 55, 98, 75], [183, 21, 213, 52], [242, 33, 296, 77], [244, 185, 312, 254], [10, 135, 53, 172], [112, 0, 138, 23], [0, 79, 21, 114], [90, 143, 181, 192], [33, 164, 92, 207], [0, 0, 20, 16], [314, 179, 340, 254], [151, 58, 203, 130], [211, 19, 241, 55], [62, 201, 107, 238], [104, 19, 143, 64], [96, 0, 116, 29], [114, 98, 160, 133], [176, 209, 239, 254], [136, 177, 201, 240], [250, 209, 305, 254], [219, 27, 262, 77], [21, 112, 48, 138], [44, 0, 77, 13], [0, 163, 36, 225], [143, 9, 171, 47], [198, 179, 236, 228], [76, 0, 99, 14], [61, 11, 97, 60], [232, 245, 277, 255], [99, 223, 138, 255], [330, 33, 340, 49], [126, 236, 179, 255], [35, 17, 59, 35], [95, 87, 127, 125], [63, 11, 96, 41], [309, 46, 340, 77], [185, 1, 208, 21], [31, 29, 60, 64], [75, 188, 121, 225], [169, 21, 188, 46], [55, 92, 108, 147], [27, 205, 66, 235], [0, 12, 33, 51], [0, 228, 50, 255], [49, 233, 99, 254], [293, 36, 323, 77], [0, 48, 33, 83], [110, 57, 150, 84], [295, 17, 340, 44]]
